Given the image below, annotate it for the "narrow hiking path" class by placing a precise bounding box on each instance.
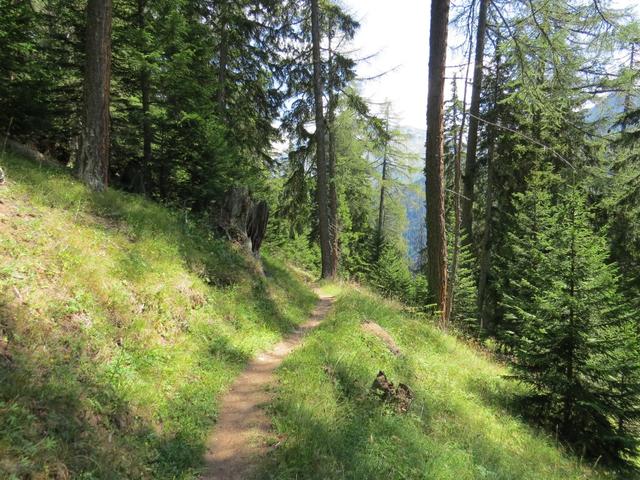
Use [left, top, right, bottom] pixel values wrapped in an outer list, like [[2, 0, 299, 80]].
[[201, 291, 335, 480]]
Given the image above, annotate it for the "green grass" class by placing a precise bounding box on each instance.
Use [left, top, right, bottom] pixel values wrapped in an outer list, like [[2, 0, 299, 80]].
[[258, 285, 619, 480], [0, 153, 628, 480], [0, 153, 317, 479]]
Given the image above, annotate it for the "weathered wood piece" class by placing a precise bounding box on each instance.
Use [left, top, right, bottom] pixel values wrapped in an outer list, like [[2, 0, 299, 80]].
[[217, 187, 269, 256], [371, 370, 414, 413]]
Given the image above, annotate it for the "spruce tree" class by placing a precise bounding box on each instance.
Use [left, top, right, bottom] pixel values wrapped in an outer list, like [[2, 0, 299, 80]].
[[505, 171, 640, 464], [448, 236, 479, 335]]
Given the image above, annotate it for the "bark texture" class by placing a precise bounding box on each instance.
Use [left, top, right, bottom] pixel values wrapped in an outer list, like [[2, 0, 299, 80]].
[[477, 140, 494, 330], [376, 110, 390, 258], [79, 0, 112, 191], [461, 0, 489, 248], [217, 187, 269, 256], [425, 0, 451, 321], [445, 76, 465, 323], [311, 0, 335, 279], [477, 45, 501, 333], [327, 38, 340, 277]]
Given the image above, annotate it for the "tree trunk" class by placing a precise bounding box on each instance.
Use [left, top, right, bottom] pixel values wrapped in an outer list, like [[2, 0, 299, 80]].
[[446, 72, 468, 324], [461, 0, 489, 249], [477, 45, 500, 334], [327, 36, 340, 275], [311, 0, 335, 279], [217, 9, 228, 116], [79, 0, 112, 192], [477, 134, 495, 331], [138, 0, 151, 192], [376, 108, 390, 259], [425, 0, 450, 323], [328, 134, 339, 273], [622, 43, 635, 131]]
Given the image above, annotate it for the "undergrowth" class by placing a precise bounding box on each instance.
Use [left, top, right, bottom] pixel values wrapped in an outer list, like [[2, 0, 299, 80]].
[[0, 153, 317, 479], [0, 153, 627, 480]]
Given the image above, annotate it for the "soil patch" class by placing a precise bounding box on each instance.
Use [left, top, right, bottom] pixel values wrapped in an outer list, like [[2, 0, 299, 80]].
[[361, 320, 402, 356], [200, 292, 335, 480]]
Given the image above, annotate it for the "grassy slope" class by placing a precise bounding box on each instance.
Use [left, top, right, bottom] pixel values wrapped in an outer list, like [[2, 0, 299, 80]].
[[0, 153, 317, 479], [0, 153, 621, 480], [259, 285, 616, 480]]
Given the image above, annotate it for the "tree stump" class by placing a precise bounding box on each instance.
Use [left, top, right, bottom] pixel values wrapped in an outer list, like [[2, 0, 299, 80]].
[[216, 187, 269, 256]]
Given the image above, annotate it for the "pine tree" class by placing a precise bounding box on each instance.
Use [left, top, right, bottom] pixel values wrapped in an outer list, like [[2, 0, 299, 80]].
[[505, 172, 640, 464], [498, 168, 559, 349], [448, 236, 479, 335], [369, 241, 414, 303]]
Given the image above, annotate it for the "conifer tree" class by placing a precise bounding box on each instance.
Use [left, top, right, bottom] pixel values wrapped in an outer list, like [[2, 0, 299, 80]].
[[448, 237, 479, 335], [505, 170, 640, 464]]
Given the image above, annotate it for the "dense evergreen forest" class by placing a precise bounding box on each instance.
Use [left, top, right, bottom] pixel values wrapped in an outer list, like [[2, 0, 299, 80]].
[[1, 0, 640, 477]]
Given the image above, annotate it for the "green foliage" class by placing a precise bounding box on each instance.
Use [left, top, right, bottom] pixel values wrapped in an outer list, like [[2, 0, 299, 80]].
[[449, 238, 479, 336], [367, 242, 414, 303], [598, 108, 640, 294], [501, 169, 640, 465], [0, 0, 292, 210]]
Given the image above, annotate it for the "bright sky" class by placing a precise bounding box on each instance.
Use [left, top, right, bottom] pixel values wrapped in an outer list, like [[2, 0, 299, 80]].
[[347, 0, 430, 130], [346, 0, 640, 130]]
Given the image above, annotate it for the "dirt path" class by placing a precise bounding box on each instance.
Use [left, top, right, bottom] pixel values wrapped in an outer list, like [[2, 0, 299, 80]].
[[200, 292, 335, 480]]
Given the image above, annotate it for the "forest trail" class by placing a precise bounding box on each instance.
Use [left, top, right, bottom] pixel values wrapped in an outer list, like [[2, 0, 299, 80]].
[[200, 291, 335, 480]]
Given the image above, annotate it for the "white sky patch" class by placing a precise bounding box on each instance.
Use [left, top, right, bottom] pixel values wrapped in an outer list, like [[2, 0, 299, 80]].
[[347, 0, 430, 130], [347, 0, 640, 130]]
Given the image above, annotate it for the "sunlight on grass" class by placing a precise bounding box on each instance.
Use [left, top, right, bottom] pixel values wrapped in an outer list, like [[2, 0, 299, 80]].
[[0, 153, 623, 480], [0, 153, 317, 479], [260, 287, 615, 480]]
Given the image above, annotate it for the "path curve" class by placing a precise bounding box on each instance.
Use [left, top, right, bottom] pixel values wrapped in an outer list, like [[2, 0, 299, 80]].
[[200, 291, 335, 480]]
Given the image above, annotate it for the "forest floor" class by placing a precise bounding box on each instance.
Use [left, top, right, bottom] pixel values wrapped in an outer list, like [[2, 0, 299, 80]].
[[201, 292, 335, 480], [253, 285, 617, 480]]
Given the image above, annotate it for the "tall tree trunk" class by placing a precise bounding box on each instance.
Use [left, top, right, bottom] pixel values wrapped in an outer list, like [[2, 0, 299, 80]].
[[446, 72, 469, 323], [461, 0, 489, 249], [311, 0, 335, 279], [376, 108, 390, 259], [477, 46, 500, 334], [328, 136, 339, 274], [622, 42, 635, 132], [138, 0, 151, 191], [327, 36, 340, 275], [79, 0, 112, 191], [425, 0, 450, 323], [217, 9, 228, 116], [477, 132, 495, 331]]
